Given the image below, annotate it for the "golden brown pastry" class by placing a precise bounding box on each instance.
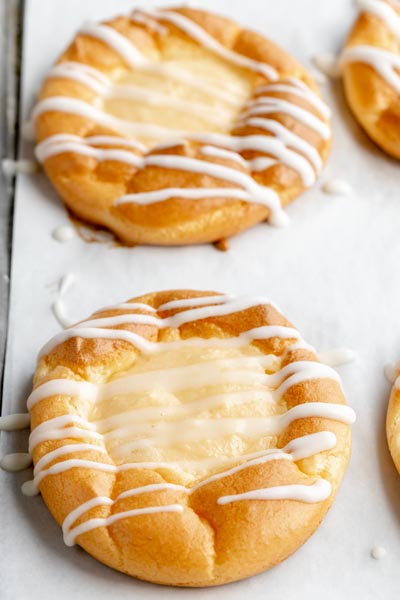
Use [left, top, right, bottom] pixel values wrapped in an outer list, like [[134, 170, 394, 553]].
[[387, 374, 400, 474], [341, 0, 400, 159], [33, 6, 332, 246], [25, 290, 355, 586]]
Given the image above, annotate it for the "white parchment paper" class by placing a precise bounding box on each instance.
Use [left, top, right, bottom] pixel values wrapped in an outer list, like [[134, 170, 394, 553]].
[[1, 0, 399, 597]]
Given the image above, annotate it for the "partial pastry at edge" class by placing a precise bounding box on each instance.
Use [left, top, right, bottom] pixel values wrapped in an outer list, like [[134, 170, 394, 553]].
[[341, 0, 400, 159], [387, 376, 400, 474], [27, 290, 355, 586], [33, 6, 332, 246]]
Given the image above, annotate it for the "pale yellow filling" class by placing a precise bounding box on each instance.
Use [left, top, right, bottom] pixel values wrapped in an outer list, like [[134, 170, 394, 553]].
[[88, 344, 285, 486], [101, 35, 255, 147]]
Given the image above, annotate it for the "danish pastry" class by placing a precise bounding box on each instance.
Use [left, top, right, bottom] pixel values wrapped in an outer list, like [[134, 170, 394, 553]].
[[387, 374, 400, 474], [26, 290, 355, 586], [341, 0, 400, 159], [33, 6, 332, 246]]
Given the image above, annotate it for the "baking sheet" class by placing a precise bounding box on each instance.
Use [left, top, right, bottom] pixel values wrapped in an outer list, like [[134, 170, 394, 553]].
[[1, 0, 399, 597]]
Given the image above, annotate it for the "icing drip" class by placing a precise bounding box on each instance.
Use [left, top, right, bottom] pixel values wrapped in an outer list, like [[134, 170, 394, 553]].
[[319, 348, 356, 367], [52, 273, 75, 328], [0, 413, 30, 431], [371, 546, 387, 559], [384, 362, 400, 383], [322, 179, 352, 196], [0, 453, 32, 472], [52, 225, 76, 242], [2, 159, 38, 176], [312, 54, 341, 79], [21, 120, 36, 141]]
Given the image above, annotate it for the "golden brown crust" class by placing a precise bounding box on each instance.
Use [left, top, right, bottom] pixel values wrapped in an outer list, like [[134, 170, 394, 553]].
[[35, 7, 331, 246], [342, 1, 400, 159], [30, 290, 352, 586], [387, 384, 400, 474]]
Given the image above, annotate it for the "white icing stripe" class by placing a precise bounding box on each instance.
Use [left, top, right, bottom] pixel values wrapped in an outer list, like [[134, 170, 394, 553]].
[[31, 97, 191, 139], [47, 62, 108, 94], [94, 301, 156, 313], [340, 45, 400, 94], [137, 9, 278, 80], [358, 0, 400, 38], [30, 430, 337, 496], [36, 323, 303, 386], [242, 98, 331, 139], [94, 390, 277, 432], [29, 415, 98, 453], [141, 153, 286, 200], [80, 23, 147, 68], [217, 478, 332, 505], [34, 101, 323, 193], [254, 79, 331, 119], [116, 187, 251, 205], [158, 294, 231, 311], [37, 298, 294, 361], [27, 379, 97, 410], [63, 482, 186, 541], [48, 48, 241, 108], [248, 157, 277, 171], [200, 145, 249, 168], [191, 431, 337, 492], [172, 136, 316, 181], [35, 140, 143, 166], [64, 504, 183, 547], [33, 432, 332, 487], [105, 85, 229, 125], [36, 133, 146, 157], [33, 443, 107, 474], [240, 118, 323, 171], [115, 155, 285, 221], [32, 430, 337, 544], [60, 430, 336, 545], [130, 11, 168, 34], [108, 401, 354, 457]]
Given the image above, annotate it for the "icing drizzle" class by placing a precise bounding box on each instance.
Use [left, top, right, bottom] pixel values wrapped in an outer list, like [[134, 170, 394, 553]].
[[33, 9, 331, 229], [341, 0, 400, 94], [24, 294, 356, 547]]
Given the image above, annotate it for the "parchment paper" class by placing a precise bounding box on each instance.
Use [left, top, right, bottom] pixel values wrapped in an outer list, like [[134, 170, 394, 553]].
[[1, 0, 399, 598]]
